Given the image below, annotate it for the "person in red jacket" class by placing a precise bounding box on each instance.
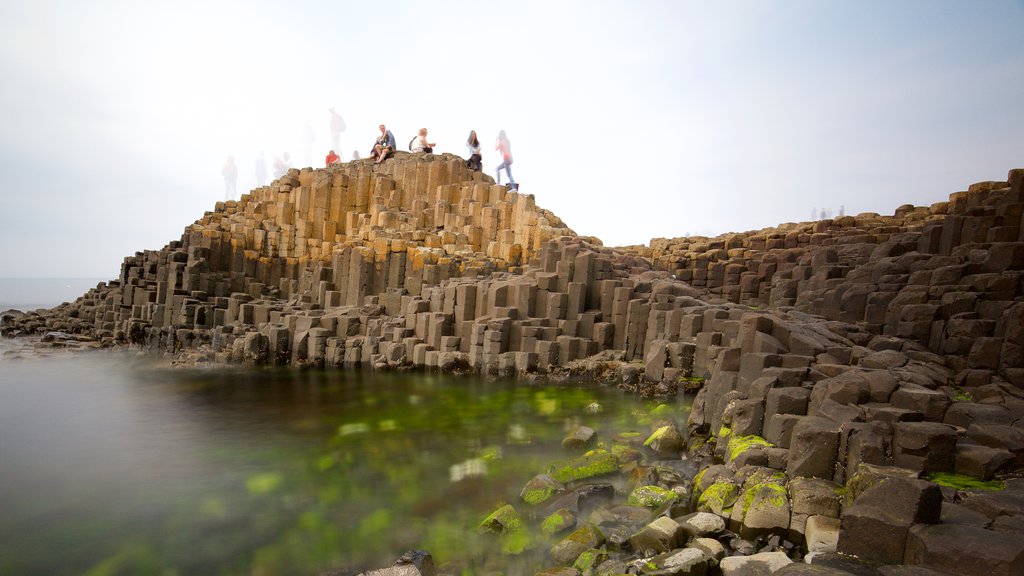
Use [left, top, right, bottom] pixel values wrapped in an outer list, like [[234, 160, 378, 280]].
[[325, 149, 341, 166]]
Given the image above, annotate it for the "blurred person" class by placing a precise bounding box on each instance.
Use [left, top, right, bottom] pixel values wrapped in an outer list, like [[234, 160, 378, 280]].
[[254, 152, 267, 187], [466, 130, 482, 171], [222, 156, 238, 201], [329, 108, 346, 150], [409, 127, 435, 153], [301, 121, 316, 166], [370, 124, 396, 164], [495, 130, 514, 186], [325, 149, 341, 165], [273, 152, 291, 179], [352, 149, 361, 161]]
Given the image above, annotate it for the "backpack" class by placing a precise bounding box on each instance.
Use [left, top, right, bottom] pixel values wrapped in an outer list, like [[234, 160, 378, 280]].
[[408, 137, 416, 151]]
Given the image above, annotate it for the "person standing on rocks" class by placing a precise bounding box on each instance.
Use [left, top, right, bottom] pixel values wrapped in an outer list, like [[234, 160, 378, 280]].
[[328, 107, 346, 151], [371, 124, 396, 164], [325, 149, 341, 166], [273, 152, 291, 179], [495, 130, 514, 187], [352, 149, 361, 161], [221, 156, 237, 201], [466, 130, 482, 171], [254, 152, 267, 187], [410, 128, 435, 153]]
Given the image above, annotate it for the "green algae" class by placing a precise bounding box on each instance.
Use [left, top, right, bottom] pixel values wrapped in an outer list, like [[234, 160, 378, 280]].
[[479, 504, 522, 534], [717, 424, 732, 439], [643, 426, 672, 447], [649, 404, 675, 418], [726, 434, 773, 462], [245, 472, 283, 495], [740, 482, 789, 516], [549, 449, 620, 483], [573, 548, 608, 574], [541, 510, 573, 535], [627, 485, 678, 509], [925, 472, 1004, 491], [697, 481, 739, 514]]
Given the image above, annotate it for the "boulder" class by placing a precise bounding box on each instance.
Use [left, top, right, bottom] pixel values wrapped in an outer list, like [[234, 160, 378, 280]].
[[805, 515, 840, 553], [733, 481, 792, 539], [521, 474, 566, 505], [359, 550, 437, 576], [629, 516, 685, 554], [954, 441, 1014, 479], [643, 548, 710, 575], [628, 484, 678, 509], [719, 551, 792, 576], [675, 511, 727, 537], [904, 523, 1024, 576], [551, 524, 604, 565], [562, 426, 597, 450], [837, 476, 942, 564], [644, 424, 686, 458], [689, 537, 726, 562]]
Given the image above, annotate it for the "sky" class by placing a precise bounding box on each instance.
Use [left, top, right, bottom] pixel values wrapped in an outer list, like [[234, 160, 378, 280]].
[[0, 0, 1022, 279]]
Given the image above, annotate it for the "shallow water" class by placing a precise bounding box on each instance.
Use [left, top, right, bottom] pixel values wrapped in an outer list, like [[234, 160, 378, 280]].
[[0, 345, 685, 575]]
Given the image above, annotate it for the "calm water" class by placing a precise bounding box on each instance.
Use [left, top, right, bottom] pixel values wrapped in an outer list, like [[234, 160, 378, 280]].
[[0, 344, 675, 575], [0, 277, 108, 311]]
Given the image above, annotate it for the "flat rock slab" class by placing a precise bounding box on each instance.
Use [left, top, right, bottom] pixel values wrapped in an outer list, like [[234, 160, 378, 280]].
[[905, 523, 1024, 576]]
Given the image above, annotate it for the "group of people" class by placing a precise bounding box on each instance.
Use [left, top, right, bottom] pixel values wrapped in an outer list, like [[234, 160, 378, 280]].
[[223, 110, 519, 203], [360, 125, 515, 187]]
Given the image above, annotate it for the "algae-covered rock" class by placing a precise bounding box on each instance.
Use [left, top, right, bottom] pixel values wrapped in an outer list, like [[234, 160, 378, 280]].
[[696, 481, 739, 515], [627, 485, 678, 509], [521, 473, 567, 505], [551, 524, 605, 565], [479, 503, 522, 534], [726, 434, 773, 463], [573, 548, 608, 575], [549, 449, 620, 483], [644, 424, 685, 458], [542, 508, 577, 535], [733, 481, 791, 538]]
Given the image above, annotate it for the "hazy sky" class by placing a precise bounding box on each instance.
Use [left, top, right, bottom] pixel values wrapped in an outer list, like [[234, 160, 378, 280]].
[[1, 1, 1022, 278]]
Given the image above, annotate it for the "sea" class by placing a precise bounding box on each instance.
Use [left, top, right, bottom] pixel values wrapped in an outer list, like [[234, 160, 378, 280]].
[[0, 277, 109, 312]]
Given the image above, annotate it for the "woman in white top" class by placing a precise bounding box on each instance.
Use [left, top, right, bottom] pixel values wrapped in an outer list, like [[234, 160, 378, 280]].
[[410, 128, 435, 153], [466, 130, 482, 171]]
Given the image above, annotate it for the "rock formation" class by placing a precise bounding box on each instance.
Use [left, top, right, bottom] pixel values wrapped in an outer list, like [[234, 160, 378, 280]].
[[3, 155, 1023, 574]]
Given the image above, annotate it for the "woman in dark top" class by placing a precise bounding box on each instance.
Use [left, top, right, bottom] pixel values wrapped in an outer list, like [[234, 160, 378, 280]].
[[466, 130, 482, 171]]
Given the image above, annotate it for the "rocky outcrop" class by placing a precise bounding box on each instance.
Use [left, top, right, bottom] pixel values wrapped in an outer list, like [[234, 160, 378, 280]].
[[3, 157, 1024, 573]]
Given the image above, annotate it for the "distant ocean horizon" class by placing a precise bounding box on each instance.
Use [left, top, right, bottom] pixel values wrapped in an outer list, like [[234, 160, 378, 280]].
[[0, 277, 110, 312]]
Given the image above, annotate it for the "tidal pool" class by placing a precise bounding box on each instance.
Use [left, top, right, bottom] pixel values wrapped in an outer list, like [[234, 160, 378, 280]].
[[0, 346, 687, 575]]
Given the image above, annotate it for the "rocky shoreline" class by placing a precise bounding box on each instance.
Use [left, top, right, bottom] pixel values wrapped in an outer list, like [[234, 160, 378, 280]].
[[3, 156, 1023, 574]]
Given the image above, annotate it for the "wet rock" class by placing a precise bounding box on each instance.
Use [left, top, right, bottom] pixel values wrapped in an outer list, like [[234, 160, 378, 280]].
[[644, 424, 686, 459], [689, 537, 726, 562], [541, 509, 577, 535], [358, 549, 437, 576], [563, 426, 597, 450], [551, 524, 604, 565], [535, 568, 581, 576], [548, 450, 620, 483], [479, 504, 522, 534], [521, 474, 566, 506]]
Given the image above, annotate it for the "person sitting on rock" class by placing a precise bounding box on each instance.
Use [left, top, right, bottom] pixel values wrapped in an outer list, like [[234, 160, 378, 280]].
[[466, 130, 482, 171], [370, 124, 396, 164], [325, 149, 341, 165], [409, 127, 435, 154]]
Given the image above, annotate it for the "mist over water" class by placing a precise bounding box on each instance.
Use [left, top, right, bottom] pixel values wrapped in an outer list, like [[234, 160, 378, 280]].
[[0, 350, 670, 575]]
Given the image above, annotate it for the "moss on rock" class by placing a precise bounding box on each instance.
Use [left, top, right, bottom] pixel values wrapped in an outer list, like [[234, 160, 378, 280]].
[[549, 449, 620, 483], [627, 485, 678, 509], [479, 503, 522, 534], [727, 434, 773, 462], [925, 472, 1004, 491], [697, 481, 739, 515]]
